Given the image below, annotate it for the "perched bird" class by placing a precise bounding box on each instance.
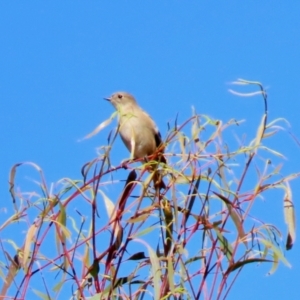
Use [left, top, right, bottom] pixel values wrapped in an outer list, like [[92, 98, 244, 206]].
[[104, 92, 166, 188], [104, 92, 166, 162]]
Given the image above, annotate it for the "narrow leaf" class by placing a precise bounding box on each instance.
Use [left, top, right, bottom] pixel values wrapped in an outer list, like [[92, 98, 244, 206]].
[[284, 182, 296, 250], [80, 113, 116, 141], [225, 258, 273, 276], [23, 224, 37, 271], [128, 252, 147, 261], [213, 225, 233, 261], [213, 192, 247, 248], [254, 114, 266, 148]]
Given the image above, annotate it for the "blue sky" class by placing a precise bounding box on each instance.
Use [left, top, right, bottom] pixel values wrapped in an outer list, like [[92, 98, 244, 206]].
[[1, 1, 300, 299]]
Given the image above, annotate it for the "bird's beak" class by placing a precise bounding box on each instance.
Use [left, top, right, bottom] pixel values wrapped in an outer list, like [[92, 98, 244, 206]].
[[104, 97, 111, 102]]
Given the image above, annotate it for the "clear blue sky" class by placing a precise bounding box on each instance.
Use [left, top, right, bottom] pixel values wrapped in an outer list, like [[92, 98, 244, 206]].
[[1, 1, 300, 299]]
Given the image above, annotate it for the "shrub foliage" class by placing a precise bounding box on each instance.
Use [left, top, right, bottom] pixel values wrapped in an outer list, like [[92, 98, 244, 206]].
[[1, 80, 298, 299]]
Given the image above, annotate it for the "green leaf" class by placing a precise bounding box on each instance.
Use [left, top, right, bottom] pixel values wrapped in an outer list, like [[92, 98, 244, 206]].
[[213, 225, 233, 261]]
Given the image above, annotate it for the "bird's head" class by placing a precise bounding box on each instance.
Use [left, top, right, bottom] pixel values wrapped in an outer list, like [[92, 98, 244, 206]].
[[104, 92, 137, 110]]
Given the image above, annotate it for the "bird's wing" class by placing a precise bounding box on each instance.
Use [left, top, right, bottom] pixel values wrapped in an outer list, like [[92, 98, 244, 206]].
[[139, 109, 163, 147], [154, 130, 163, 148], [139, 108, 166, 163]]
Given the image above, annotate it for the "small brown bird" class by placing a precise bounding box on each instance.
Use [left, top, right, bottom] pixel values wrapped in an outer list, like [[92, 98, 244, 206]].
[[104, 92, 166, 163], [104, 92, 166, 188]]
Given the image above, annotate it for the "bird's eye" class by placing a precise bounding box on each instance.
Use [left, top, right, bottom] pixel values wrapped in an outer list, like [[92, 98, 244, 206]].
[[118, 94, 123, 99]]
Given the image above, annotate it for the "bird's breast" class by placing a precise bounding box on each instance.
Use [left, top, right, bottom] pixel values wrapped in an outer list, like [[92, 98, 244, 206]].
[[119, 115, 156, 159]]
